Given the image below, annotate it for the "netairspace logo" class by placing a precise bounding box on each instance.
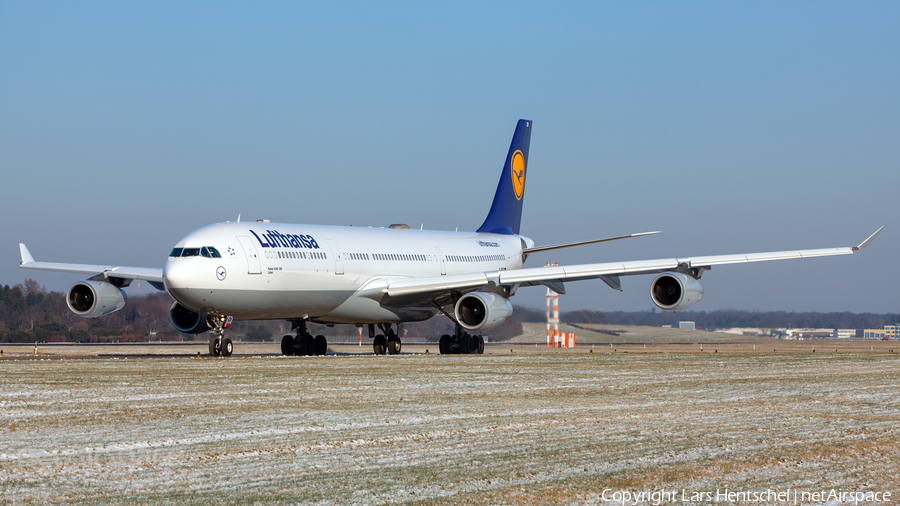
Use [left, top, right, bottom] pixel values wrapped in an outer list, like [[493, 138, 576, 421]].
[[600, 488, 892, 505]]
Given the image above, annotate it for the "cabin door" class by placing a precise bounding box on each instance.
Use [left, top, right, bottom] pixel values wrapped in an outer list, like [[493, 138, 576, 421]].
[[325, 238, 344, 275], [236, 236, 262, 274]]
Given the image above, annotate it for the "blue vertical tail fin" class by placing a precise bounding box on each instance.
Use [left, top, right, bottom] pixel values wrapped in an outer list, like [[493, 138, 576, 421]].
[[477, 119, 532, 235]]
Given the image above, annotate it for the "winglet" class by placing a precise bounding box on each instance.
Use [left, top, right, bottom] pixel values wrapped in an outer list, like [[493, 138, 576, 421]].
[[853, 226, 884, 251], [19, 244, 35, 264]]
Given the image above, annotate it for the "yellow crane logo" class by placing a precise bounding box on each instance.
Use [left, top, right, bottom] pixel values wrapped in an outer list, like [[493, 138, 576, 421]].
[[510, 150, 525, 200]]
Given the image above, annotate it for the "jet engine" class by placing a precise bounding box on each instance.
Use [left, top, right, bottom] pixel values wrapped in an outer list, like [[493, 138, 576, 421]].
[[455, 292, 514, 332], [66, 281, 127, 318], [650, 272, 704, 312], [169, 302, 212, 334]]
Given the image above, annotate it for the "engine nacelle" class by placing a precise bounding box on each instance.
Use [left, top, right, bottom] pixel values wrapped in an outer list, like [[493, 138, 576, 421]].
[[455, 292, 514, 332], [66, 281, 127, 318], [650, 272, 704, 312], [170, 302, 212, 334]]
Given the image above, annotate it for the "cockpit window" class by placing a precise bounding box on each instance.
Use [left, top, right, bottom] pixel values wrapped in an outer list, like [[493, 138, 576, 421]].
[[200, 247, 222, 258], [172, 246, 221, 258]]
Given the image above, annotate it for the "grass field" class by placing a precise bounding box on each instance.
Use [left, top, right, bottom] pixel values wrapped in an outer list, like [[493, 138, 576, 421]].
[[1, 345, 899, 505]]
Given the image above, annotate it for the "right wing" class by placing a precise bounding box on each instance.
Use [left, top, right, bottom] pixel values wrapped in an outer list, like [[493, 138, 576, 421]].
[[374, 227, 884, 307], [18, 244, 165, 290]]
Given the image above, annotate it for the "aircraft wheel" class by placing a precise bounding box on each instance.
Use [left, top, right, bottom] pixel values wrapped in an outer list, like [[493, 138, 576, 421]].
[[461, 333, 474, 354], [300, 334, 315, 356], [475, 335, 485, 354], [439, 335, 450, 354], [314, 335, 327, 356], [281, 335, 295, 356], [387, 336, 401, 355], [373, 334, 386, 355], [209, 337, 221, 357], [222, 338, 233, 357]]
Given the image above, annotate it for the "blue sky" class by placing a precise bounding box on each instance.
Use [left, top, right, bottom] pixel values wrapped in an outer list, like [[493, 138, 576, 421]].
[[1, 2, 897, 313]]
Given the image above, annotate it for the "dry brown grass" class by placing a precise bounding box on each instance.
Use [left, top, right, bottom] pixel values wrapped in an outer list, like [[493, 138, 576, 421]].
[[1, 349, 898, 504]]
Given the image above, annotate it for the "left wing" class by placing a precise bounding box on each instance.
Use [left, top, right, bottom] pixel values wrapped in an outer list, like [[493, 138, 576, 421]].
[[377, 227, 884, 306], [18, 244, 165, 290]]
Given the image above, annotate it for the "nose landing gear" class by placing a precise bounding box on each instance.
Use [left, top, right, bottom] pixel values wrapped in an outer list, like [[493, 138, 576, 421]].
[[208, 315, 234, 357]]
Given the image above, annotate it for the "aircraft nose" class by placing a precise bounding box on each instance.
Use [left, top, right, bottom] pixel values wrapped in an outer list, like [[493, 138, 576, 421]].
[[163, 258, 190, 293]]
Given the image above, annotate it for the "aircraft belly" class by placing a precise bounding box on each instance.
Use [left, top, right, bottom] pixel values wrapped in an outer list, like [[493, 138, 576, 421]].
[[188, 288, 355, 320], [321, 296, 440, 324]]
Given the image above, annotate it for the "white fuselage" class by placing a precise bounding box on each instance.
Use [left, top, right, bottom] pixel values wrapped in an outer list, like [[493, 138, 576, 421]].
[[163, 222, 529, 323]]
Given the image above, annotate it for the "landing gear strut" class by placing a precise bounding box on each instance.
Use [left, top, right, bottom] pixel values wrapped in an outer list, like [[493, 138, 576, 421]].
[[281, 320, 328, 356], [373, 323, 402, 355], [208, 315, 234, 357]]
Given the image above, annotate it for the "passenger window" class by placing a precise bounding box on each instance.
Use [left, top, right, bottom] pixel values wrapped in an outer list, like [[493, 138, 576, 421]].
[[169, 248, 183, 257]]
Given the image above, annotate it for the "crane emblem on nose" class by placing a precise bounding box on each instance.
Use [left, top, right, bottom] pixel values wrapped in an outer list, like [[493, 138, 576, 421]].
[[216, 266, 227, 281]]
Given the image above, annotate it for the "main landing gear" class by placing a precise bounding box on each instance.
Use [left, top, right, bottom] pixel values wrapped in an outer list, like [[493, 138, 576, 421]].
[[281, 320, 328, 356], [208, 315, 234, 357], [439, 326, 485, 355], [370, 323, 402, 355], [433, 303, 484, 355]]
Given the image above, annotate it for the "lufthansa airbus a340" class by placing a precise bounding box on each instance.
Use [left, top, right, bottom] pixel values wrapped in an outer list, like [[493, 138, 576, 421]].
[[19, 120, 883, 356]]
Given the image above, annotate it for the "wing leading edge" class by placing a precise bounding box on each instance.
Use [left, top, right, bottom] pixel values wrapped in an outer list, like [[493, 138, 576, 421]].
[[18, 244, 165, 290], [379, 228, 884, 305]]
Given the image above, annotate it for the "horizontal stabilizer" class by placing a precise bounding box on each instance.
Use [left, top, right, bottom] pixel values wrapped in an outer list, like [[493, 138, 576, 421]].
[[523, 231, 660, 254]]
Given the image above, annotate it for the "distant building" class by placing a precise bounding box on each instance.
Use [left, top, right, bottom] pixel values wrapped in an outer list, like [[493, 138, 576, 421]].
[[864, 329, 885, 339], [715, 327, 776, 337], [714, 328, 859, 339], [835, 329, 857, 339], [677, 321, 695, 330], [779, 328, 836, 340], [864, 325, 898, 340]]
